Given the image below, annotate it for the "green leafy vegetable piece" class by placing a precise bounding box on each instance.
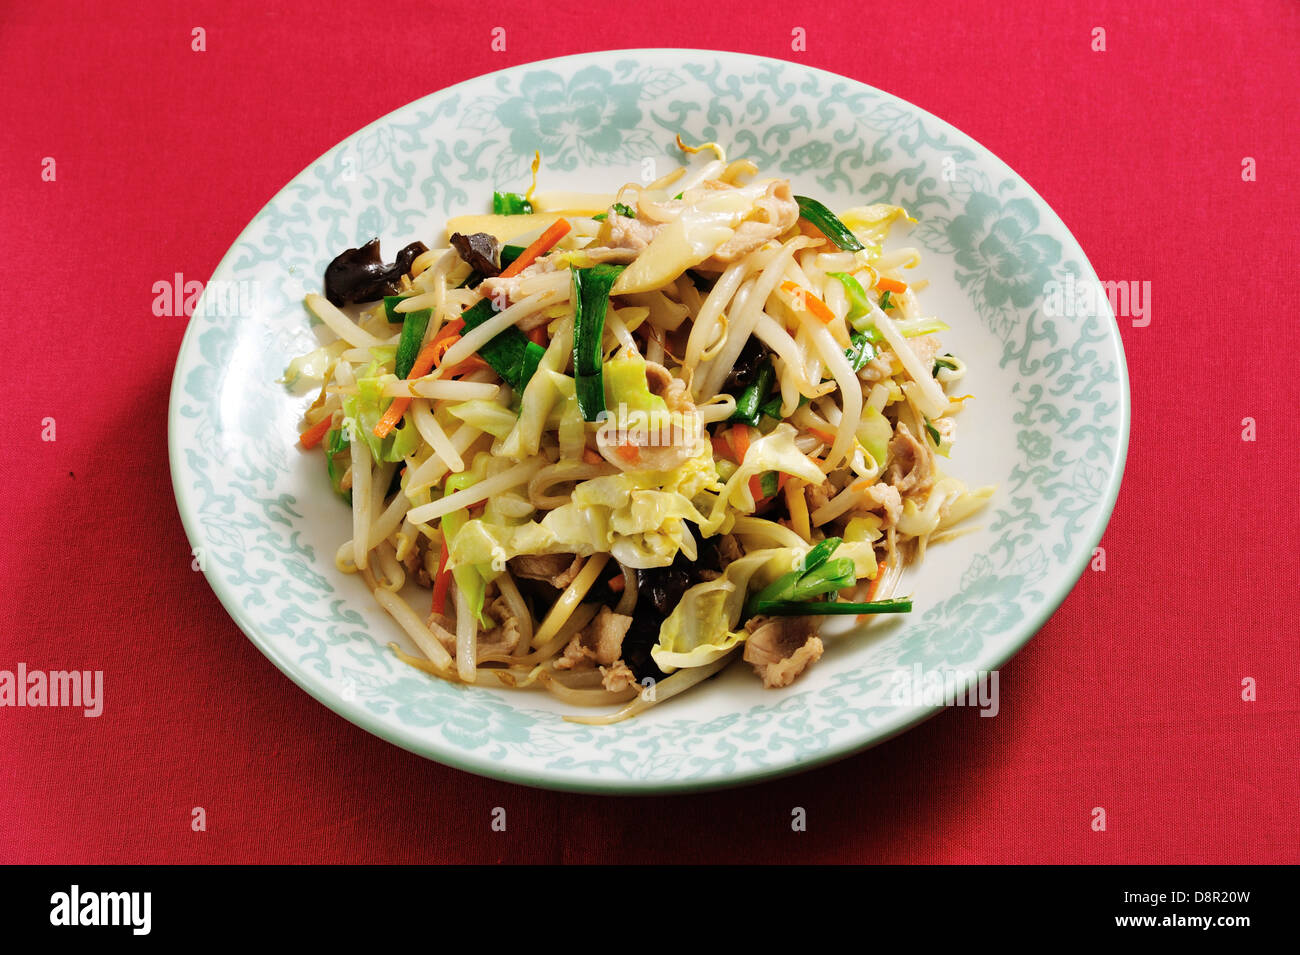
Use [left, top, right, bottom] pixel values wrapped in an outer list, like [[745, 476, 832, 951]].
[[492, 191, 533, 215], [826, 271, 871, 323], [730, 356, 775, 426], [844, 332, 878, 373], [794, 195, 864, 252], [751, 597, 913, 616], [500, 244, 525, 268], [394, 308, 431, 380], [459, 298, 546, 392], [571, 264, 626, 421]]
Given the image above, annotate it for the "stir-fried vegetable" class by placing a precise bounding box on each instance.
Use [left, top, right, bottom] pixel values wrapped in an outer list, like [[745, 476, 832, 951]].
[[794, 195, 864, 252], [499, 218, 571, 278], [571, 264, 626, 421], [290, 145, 991, 721], [393, 308, 432, 380], [492, 191, 533, 215], [458, 298, 546, 392], [756, 597, 913, 616]]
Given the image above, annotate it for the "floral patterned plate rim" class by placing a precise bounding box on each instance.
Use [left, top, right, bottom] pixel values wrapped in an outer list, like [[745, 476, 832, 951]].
[[168, 49, 1129, 794]]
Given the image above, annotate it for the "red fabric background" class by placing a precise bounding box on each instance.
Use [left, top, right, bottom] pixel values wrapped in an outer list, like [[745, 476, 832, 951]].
[[1, 0, 1296, 864]]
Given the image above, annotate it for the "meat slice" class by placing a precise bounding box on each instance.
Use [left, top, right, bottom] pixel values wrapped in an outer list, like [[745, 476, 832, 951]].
[[425, 601, 522, 661], [477, 255, 559, 303], [742, 615, 825, 688], [603, 212, 661, 251], [509, 554, 583, 590], [599, 660, 638, 693], [858, 482, 903, 529], [886, 423, 934, 496], [477, 596, 523, 659], [699, 180, 800, 268], [555, 606, 633, 671], [599, 361, 701, 473]]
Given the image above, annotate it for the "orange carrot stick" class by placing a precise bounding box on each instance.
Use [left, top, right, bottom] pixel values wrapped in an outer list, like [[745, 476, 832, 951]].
[[298, 413, 334, 449], [372, 319, 468, 440], [780, 281, 836, 324], [498, 218, 571, 278], [876, 277, 908, 294]]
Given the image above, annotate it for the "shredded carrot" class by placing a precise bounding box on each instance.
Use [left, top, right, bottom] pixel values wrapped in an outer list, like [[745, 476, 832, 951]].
[[876, 276, 908, 294], [614, 442, 641, 465], [711, 433, 736, 463], [807, 425, 836, 445], [526, 325, 548, 347], [429, 335, 460, 368], [431, 535, 451, 615], [298, 413, 334, 449], [582, 447, 604, 465], [498, 218, 571, 279], [373, 399, 410, 440], [780, 281, 836, 324], [373, 321, 466, 439], [797, 219, 830, 244], [729, 423, 752, 463], [606, 575, 625, 593], [444, 354, 491, 378]]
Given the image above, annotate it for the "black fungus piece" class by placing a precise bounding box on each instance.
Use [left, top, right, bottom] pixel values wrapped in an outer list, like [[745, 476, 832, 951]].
[[324, 238, 429, 306], [635, 523, 720, 616], [637, 563, 693, 616], [722, 336, 770, 392], [621, 610, 668, 684], [450, 232, 502, 277]]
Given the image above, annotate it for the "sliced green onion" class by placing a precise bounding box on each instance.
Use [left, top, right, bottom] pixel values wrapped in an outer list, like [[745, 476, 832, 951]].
[[383, 295, 409, 322], [758, 392, 809, 420], [752, 597, 913, 616], [460, 298, 545, 392], [923, 418, 942, 448], [844, 332, 878, 373], [500, 244, 525, 269], [794, 195, 864, 252], [592, 202, 636, 222], [571, 264, 626, 421], [745, 538, 848, 615], [729, 356, 775, 426], [492, 191, 532, 215], [394, 308, 432, 380], [827, 271, 871, 324], [878, 290, 893, 310], [800, 536, 842, 574], [933, 355, 957, 376], [758, 470, 781, 499], [897, 316, 950, 338]]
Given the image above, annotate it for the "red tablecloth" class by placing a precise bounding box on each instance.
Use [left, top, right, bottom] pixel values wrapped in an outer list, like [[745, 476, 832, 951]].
[[2, 0, 1296, 864]]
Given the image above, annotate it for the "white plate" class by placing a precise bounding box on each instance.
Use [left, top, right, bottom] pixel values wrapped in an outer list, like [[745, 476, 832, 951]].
[[169, 49, 1128, 792]]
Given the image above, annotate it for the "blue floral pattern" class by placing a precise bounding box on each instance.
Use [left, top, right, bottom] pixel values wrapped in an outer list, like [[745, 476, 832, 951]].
[[169, 51, 1127, 792]]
